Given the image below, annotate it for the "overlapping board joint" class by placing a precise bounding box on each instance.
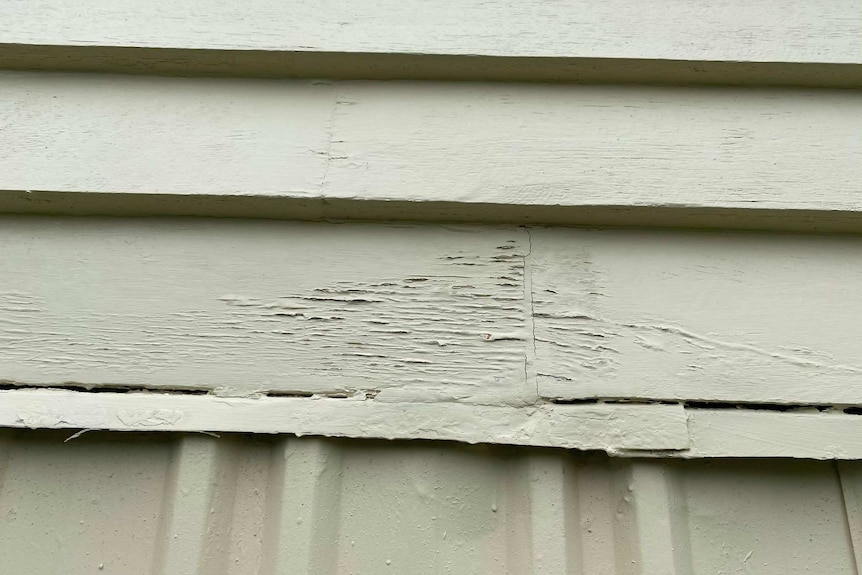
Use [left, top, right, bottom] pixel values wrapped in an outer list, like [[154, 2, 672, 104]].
[[1, 216, 862, 458]]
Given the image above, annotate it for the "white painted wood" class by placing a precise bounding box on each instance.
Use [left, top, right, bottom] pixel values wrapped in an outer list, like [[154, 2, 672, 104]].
[[2, 73, 859, 227], [622, 463, 690, 574], [0, 217, 531, 403], [5, 217, 862, 406], [532, 228, 862, 405], [684, 409, 862, 459], [320, 82, 860, 214], [5, 388, 862, 458], [0, 0, 858, 64], [0, 389, 690, 452]]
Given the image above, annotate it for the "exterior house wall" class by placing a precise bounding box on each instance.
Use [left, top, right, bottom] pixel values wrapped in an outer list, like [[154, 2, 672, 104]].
[[2, 2, 861, 572]]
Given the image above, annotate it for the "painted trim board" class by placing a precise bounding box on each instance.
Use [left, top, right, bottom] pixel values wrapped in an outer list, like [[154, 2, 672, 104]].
[[3, 389, 862, 459], [0, 389, 689, 453]]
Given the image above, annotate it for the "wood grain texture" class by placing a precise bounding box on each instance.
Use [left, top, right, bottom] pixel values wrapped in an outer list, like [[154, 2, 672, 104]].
[[2, 72, 859, 230], [0, 217, 530, 403], [0, 0, 858, 64], [684, 409, 862, 459], [532, 228, 862, 404], [5, 216, 862, 407], [0, 73, 332, 196]]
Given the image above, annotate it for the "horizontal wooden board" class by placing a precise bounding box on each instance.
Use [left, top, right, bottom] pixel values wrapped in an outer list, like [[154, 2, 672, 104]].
[[532, 228, 862, 404], [0, 73, 332, 196], [0, 217, 531, 403], [4, 388, 862, 458], [0, 0, 858, 65], [4, 216, 862, 408], [2, 73, 860, 231], [0, 389, 690, 452], [684, 409, 862, 459]]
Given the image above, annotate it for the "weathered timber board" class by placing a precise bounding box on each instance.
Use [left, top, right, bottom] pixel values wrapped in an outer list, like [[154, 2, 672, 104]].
[[0, 217, 531, 403], [1, 73, 860, 225], [532, 227, 862, 404], [0, 389, 689, 452], [0, 0, 858, 64], [3, 217, 862, 406]]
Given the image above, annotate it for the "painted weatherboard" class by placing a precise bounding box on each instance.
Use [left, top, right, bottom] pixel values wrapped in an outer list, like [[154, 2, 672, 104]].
[[0, 0, 858, 64], [3, 216, 862, 457], [3, 216, 862, 405], [0, 430, 859, 574], [1, 73, 860, 232], [1, 4, 860, 573], [1, 5, 861, 463]]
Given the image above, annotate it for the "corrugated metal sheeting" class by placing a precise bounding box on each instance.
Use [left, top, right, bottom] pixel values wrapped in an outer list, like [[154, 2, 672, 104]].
[[1, 430, 859, 574]]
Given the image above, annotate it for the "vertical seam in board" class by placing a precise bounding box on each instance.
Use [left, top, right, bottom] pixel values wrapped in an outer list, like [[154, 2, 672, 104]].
[[522, 225, 538, 395], [835, 461, 861, 575], [318, 82, 340, 212]]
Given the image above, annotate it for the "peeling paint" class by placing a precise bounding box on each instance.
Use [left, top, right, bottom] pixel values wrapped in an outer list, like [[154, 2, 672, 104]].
[[530, 228, 862, 405], [0, 218, 531, 403]]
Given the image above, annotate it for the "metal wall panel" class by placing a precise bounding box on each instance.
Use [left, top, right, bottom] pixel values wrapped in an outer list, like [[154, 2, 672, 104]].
[[0, 430, 858, 574]]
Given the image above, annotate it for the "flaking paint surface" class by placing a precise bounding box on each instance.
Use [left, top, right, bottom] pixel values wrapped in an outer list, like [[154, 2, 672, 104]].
[[0, 217, 529, 402], [4, 216, 862, 409]]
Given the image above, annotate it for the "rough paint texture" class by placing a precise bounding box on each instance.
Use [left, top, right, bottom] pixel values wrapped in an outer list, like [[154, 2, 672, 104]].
[[3, 216, 862, 456], [0, 0, 858, 64], [0, 218, 529, 403], [531, 228, 862, 404], [5, 216, 862, 405]]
